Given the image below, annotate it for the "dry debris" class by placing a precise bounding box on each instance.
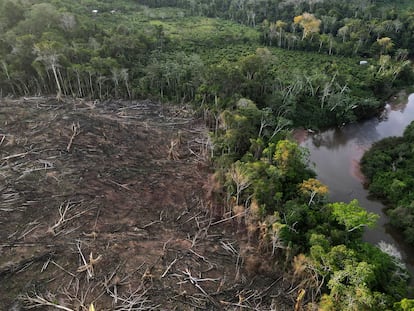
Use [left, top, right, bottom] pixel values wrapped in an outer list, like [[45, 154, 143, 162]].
[[0, 97, 292, 310]]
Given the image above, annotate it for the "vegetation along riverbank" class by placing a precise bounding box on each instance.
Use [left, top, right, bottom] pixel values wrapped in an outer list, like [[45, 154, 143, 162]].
[[361, 121, 414, 246], [2, 0, 414, 309]]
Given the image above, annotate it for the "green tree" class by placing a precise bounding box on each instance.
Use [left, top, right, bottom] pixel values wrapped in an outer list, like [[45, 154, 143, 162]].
[[299, 178, 329, 205], [273, 140, 308, 177], [377, 37, 394, 55], [228, 161, 251, 205], [0, 0, 24, 29], [20, 3, 61, 36], [394, 298, 414, 311], [328, 200, 378, 234], [323, 261, 379, 310], [33, 40, 65, 99], [213, 99, 261, 159], [294, 12, 321, 40]]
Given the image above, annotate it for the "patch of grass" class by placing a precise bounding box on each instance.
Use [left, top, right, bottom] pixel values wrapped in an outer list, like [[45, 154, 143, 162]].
[[149, 16, 259, 48]]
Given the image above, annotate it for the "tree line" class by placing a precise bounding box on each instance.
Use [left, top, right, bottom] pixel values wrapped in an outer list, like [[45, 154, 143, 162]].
[[209, 97, 412, 310], [0, 0, 413, 129], [139, 0, 414, 57]]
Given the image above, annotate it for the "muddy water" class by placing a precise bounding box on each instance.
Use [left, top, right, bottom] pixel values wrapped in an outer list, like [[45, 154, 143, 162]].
[[300, 93, 414, 275]]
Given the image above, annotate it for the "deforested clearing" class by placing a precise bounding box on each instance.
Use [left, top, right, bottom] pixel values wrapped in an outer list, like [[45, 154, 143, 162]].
[[0, 97, 291, 310]]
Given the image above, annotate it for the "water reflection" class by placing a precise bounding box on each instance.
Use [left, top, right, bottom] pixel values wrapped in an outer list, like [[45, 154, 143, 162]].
[[301, 93, 414, 275], [308, 94, 414, 150]]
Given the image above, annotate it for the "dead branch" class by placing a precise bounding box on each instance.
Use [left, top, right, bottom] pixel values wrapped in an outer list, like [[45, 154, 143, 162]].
[[180, 268, 221, 308], [220, 288, 267, 310], [103, 263, 145, 305], [188, 249, 207, 262], [103, 263, 122, 289], [211, 210, 248, 226], [48, 201, 93, 236], [60, 279, 106, 311], [161, 257, 178, 278], [0, 251, 54, 277], [106, 287, 159, 311], [188, 248, 217, 271], [189, 224, 208, 248], [107, 179, 132, 191], [1, 151, 30, 161], [50, 260, 77, 278], [168, 139, 180, 160], [142, 210, 164, 229], [17, 165, 54, 180], [162, 237, 173, 252], [170, 294, 208, 309], [76, 242, 102, 279], [142, 220, 161, 229], [0, 134, 5, 147], [48, 201, 73, 235], [185, 212, 212, 248], [20, 293, 75, 311], [168, 132, 182, 160], [0, 187, 21, 211], [220, 241, 239, 257], [66, 122, 81, 152], [18, 220, 41, 240]]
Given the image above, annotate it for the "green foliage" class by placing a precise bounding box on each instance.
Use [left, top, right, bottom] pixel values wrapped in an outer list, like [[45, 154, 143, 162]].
[[361, 122, 414, 245], [141, 51, 204, 101], [228, 57, 400, 311], [0, 1, 413, 307], [394, 298, 414, 311], [212, 99, 262, 159], [0, 0, 410, 129], [328, 200, 379, 234], [209, 72, 408, 311], [312, 242, 408, 311]]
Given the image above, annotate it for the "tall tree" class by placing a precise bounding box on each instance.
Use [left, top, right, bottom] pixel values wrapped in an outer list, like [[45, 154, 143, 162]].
[[33, 40, 64, 99], [328, 200, 378, 234], [293, 12, 321, 40]]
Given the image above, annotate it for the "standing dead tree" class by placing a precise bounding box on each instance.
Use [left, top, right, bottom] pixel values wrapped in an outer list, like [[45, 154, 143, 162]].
[[168, 131, 182, 160]]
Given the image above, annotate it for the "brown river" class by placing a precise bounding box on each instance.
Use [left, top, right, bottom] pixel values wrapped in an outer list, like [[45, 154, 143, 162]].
[[300, 93, 414, 276]]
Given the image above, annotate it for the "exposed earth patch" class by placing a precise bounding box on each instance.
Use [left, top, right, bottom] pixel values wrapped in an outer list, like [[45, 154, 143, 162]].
[[0, 98, 292, 310]]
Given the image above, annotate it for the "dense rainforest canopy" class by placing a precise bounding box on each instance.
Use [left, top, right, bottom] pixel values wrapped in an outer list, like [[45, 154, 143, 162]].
[[1, 0, 414, 128], [2, 0, 414, 309]]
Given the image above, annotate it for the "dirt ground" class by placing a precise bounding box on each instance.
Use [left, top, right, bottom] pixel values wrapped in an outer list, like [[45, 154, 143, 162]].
[[0, 97, 293, 310]]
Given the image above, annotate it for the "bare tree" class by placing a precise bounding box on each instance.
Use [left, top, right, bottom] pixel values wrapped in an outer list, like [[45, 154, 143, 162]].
[[33, 41, 63, 100]]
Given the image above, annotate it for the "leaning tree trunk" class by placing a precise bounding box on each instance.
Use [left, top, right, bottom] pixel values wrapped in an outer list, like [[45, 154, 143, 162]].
[[51, 64, 62, 100]]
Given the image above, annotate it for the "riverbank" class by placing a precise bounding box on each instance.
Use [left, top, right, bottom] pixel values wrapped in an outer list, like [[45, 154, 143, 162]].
[[300, 92, 414, 290], [360, 92, 414, 254]]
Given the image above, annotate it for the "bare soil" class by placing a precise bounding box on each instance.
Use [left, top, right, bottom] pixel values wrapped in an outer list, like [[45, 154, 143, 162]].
[[0, 97, 292, 310]]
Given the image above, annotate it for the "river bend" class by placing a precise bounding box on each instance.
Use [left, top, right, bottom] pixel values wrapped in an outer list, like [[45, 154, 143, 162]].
[[300, 93, 414, 275]]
